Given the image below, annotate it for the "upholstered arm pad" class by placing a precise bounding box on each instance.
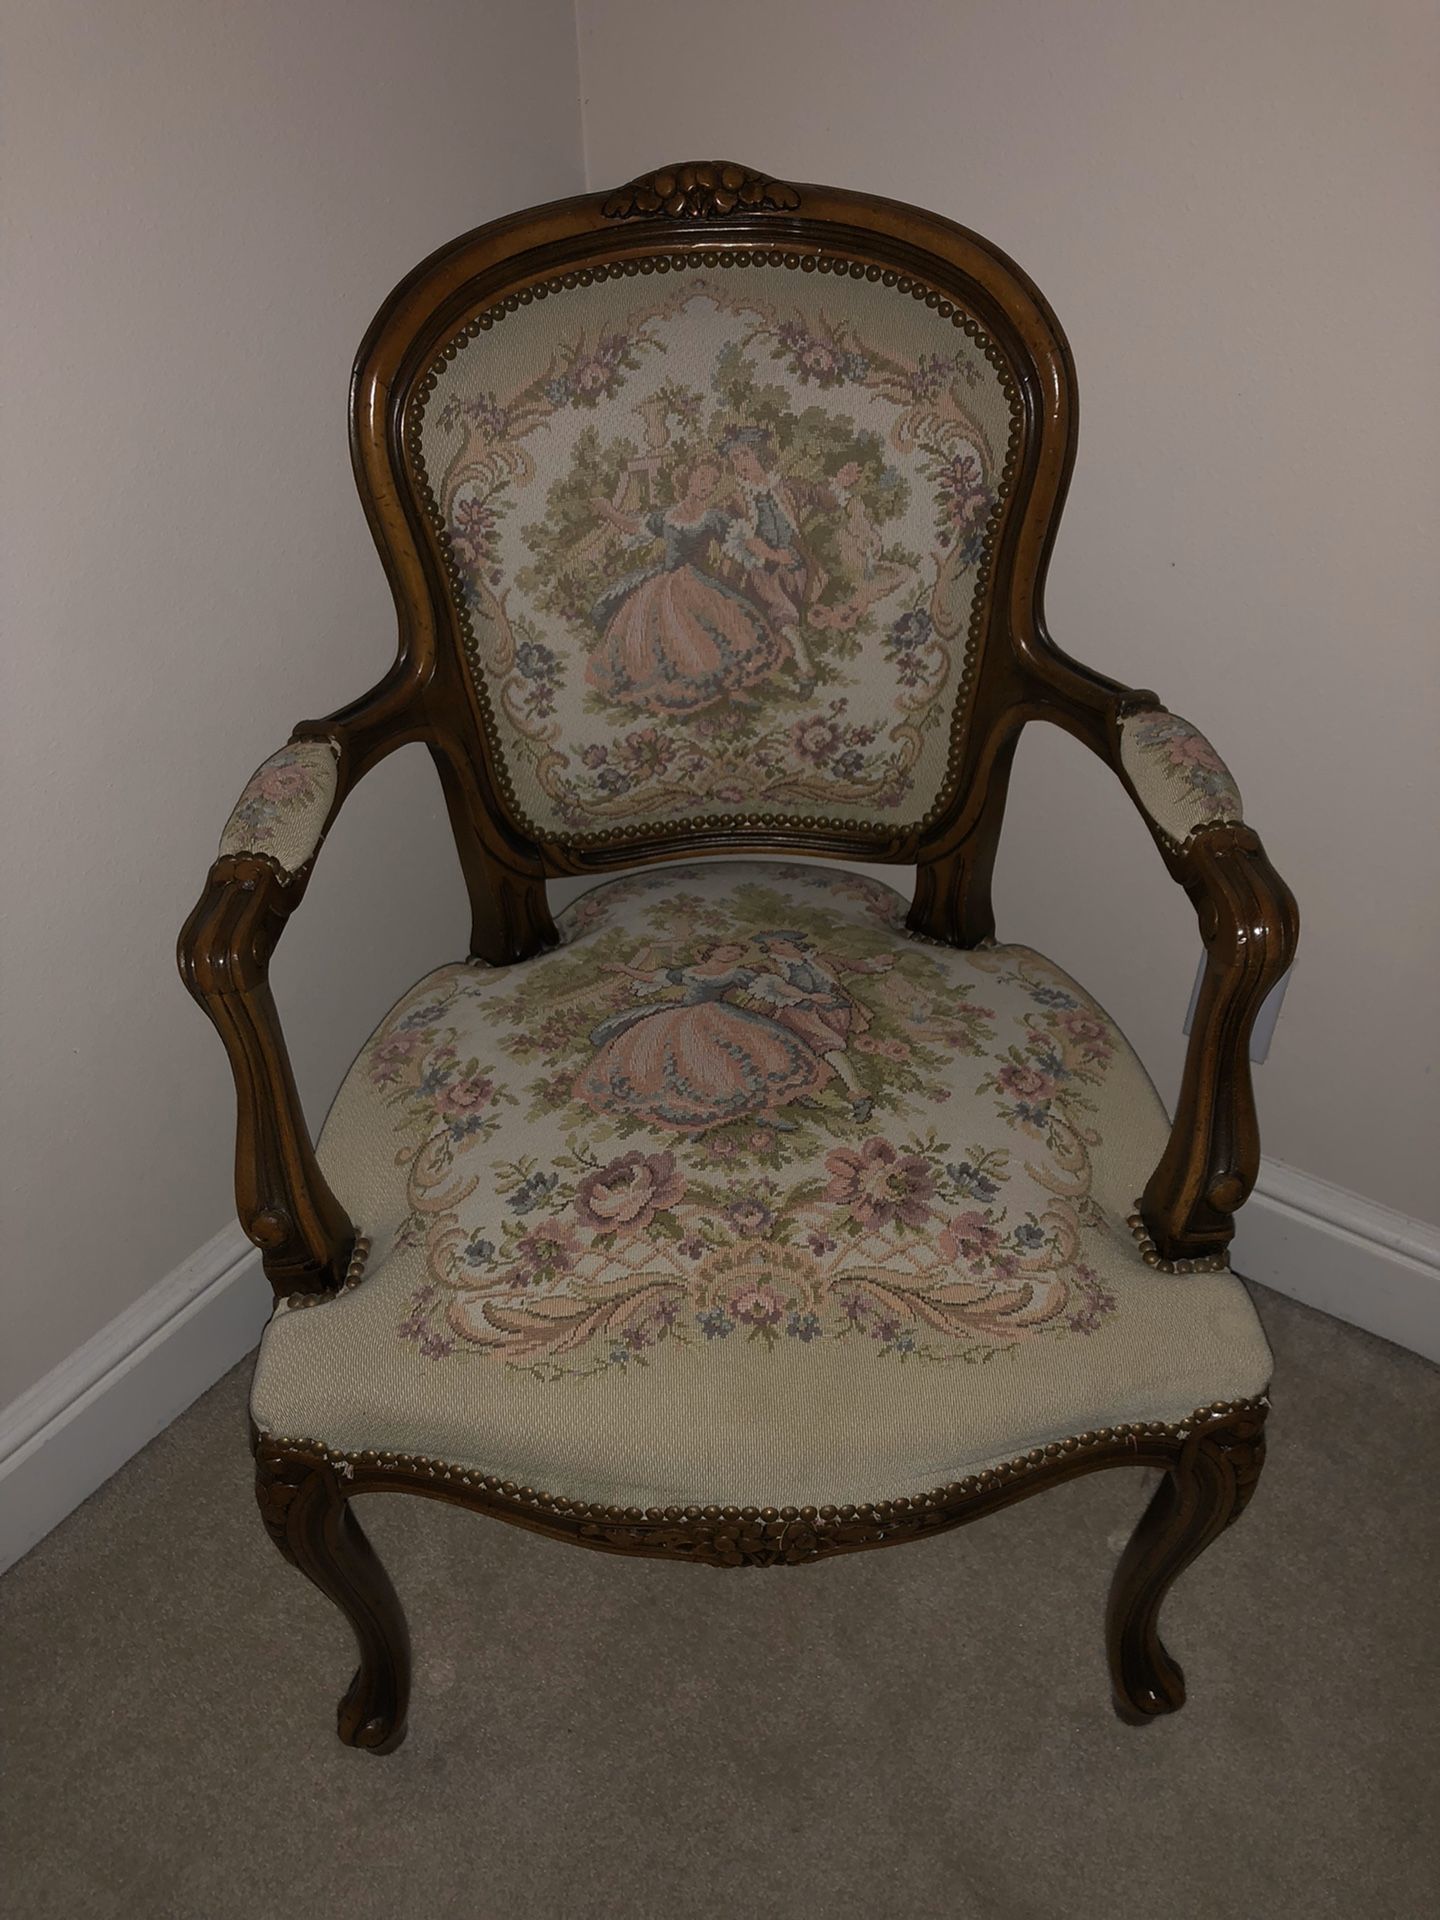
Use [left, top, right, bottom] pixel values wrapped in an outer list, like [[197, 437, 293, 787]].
[[1118, 708, 1243, 848], [181, 730, 356, 1299], [218, 737, 341, 877]]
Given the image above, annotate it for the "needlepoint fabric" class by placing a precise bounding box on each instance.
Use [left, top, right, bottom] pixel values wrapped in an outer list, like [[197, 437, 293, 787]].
[[250, 861, 1271, 1509], [218, 739, 339, 875], [1119, 709, 1243, 847], [411, 262, 1023, 845]]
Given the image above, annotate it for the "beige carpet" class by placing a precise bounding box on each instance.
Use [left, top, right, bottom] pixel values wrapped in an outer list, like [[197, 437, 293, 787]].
[[2, 1281, 1436, 1920]]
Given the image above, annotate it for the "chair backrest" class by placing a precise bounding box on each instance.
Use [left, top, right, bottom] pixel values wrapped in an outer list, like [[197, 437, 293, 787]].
[[351, 162, 1077, 923]]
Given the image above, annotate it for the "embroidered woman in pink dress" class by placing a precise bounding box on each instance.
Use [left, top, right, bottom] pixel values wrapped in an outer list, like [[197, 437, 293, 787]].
[[572, 942, 829, 1132], [586, 457, 784, 714]]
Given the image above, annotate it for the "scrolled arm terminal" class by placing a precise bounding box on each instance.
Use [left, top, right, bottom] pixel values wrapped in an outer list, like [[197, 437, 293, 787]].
[[179, 733, 354, 1297]]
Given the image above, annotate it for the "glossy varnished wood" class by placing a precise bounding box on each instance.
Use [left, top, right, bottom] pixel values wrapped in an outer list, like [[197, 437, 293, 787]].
[[1107, 1401, 1267, 1720], [177, 162, 1296, 1746], [178, 853, 355, 1295], [255, 1443, 411, 1751]]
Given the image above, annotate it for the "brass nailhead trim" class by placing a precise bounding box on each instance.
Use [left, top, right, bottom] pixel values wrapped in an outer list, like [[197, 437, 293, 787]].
[[405, 253, 1024, 853], [285, 1235, 373, 1311], [1127, 1203, 1230, 1275], [343, 1236, 373, 1289], [259, 1397, 1266, 1538]]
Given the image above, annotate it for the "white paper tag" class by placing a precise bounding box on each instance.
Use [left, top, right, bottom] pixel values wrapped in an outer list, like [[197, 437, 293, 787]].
[[1183, 959, 1293, 1065]]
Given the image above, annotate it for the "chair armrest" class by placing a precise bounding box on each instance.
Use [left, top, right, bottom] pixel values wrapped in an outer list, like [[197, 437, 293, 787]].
[[1136, 812, 1298, 1264], [1116, 707, 1245, 850], [1112, 706, 1297, 1264], [1019, 652, 1298, 1264], [217, 738, 342, 875], [178, 733, 355, 1299]]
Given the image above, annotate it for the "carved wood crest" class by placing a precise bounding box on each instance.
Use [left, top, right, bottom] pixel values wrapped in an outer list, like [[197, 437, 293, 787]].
[[601, 161, 801, 220]]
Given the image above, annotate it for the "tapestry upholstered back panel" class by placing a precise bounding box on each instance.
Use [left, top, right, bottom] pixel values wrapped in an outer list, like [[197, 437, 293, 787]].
[[409, 259, 1022, 847]]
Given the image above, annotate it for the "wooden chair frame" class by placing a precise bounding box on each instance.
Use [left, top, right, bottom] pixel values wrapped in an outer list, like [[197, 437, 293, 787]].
[[180, 164, 1296, 1749]]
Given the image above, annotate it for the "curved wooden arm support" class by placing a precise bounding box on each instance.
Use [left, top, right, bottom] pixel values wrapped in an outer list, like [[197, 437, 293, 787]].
[[179, 649, 443, 1298], [1142, 824, 1298, 1260], [1016, 644, 1299, 1264], [179, 853, 356, 1298]]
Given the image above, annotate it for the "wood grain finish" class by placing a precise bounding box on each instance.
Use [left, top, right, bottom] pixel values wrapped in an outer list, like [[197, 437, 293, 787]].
[[251, 1400, 1266, 1743], [177, 163, 1295, 1743], [601, 160, 801, 220], [178, 853, 355, 1295], [1107, 1401, 1267, 1721], [255, 1444, 411, 1751]]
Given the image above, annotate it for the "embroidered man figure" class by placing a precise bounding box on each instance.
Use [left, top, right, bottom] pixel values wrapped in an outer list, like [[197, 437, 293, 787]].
[[720, 427, 820, 692], [744, 932, 897, 1123]]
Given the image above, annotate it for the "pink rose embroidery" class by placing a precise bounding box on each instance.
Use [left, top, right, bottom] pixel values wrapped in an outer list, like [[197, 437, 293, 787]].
[[436, 1072, 495, 1120], [823, 1138, 934, 1229], [938, 1211, 1002, 1267], [256, 761, 313, 803], [995, 1063, 1057, 1101], [729, 1283, 786, 1328], [1164, 732, 1227, 774], [791, 716, 844, 764], [511, 1219, 580, 1282], [1053, 1011, 1113, 1058], [575, 1151, 686, 1232]]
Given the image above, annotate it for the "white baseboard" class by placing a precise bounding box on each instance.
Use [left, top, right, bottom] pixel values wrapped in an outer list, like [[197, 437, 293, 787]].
[[1, 1162, 1435, 1578], [1236, 1160, 1440, 1364], [0, 1224, 270, 1575]]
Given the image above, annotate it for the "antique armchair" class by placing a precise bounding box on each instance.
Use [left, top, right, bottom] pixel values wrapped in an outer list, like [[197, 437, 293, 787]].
[[179, 163, 1297, 1751]]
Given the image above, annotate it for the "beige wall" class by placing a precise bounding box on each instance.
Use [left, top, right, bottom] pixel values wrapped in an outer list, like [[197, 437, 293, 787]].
[[575, 0, 1440, 1221], [0, 0, 584, 1405]]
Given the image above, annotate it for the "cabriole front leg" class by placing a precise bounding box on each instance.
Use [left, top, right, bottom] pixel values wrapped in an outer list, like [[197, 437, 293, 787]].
[[254, 1442, 412, 1753], [1105, 1404, 1267, 1722]]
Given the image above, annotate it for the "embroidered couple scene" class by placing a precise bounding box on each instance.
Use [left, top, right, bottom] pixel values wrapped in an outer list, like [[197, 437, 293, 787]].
[[422, 272, 1019, 830], [362, 868, 1124, 1381]]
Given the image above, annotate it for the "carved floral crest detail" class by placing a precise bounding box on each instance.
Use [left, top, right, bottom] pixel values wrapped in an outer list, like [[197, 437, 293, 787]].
[[600, 161, 801, 221]]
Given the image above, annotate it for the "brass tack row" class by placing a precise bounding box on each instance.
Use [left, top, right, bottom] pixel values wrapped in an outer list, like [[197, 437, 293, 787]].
[[258, 1398, 1266, 1536], [1126, 1204, 1230, 1274]]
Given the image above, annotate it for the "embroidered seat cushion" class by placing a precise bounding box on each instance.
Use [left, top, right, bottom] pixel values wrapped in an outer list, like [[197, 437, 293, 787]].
[[250, 862, 1271, 1509]]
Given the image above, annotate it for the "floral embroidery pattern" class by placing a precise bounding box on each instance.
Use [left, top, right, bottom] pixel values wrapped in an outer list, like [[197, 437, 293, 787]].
[[219, 739, 337, 872], [1121, 709, 1242, 843], [362, 865, 1123, 1381], [416, 266, 1019, 837]]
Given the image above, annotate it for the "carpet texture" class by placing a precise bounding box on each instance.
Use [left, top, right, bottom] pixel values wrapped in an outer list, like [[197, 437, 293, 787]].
[[1, 1282, 1436, 1920]]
